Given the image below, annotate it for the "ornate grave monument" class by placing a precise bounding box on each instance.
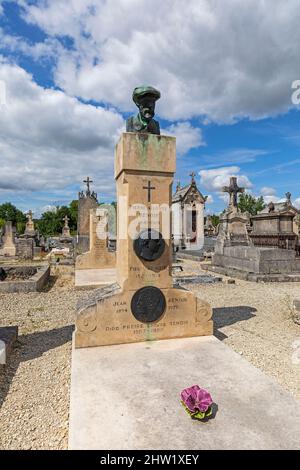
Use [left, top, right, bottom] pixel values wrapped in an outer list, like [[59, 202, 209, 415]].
[[77, 177, 98, 253], [214, 177, 250, 255], [24, 210, 36, 237], [250, 192, 299, 251], [172, 172, 206, 250], [62, 215, 71, 238], [75, 90, 212, 348], [204, 179, 300, 281]]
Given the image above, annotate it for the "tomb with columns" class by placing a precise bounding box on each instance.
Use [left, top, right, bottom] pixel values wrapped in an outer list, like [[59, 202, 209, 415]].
[[172, 172, 206, 250]]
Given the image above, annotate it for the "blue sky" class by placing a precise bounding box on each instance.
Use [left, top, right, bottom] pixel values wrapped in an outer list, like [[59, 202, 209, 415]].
[[1, 0, 300, 216]]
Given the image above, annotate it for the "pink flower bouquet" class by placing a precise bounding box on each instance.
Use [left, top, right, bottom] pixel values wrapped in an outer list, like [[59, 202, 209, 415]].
[[180, 385, 213, 420]]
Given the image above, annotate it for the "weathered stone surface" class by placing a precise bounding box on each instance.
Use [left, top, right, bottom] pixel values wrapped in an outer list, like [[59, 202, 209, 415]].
[[75, 207, 115, 271], [212, 246, 300, 276], [114, 132, 176, 179], [0, 221, 16, 257], [16, 237, 34, 260]]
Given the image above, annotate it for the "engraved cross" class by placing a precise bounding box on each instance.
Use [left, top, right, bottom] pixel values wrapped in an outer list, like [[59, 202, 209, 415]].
[[143, 180, 156, 203]]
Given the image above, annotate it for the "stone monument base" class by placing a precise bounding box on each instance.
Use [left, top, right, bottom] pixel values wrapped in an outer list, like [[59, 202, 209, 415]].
[[75, 283, 212, 348], [69, 335, 300, 450], [204, 246, 300, 282]]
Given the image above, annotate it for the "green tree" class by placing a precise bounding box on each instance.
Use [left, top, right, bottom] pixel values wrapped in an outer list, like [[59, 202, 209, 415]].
[[238, 193, 265, 216], [209, 214, 220, 227], [36, 210, 58, 237], [68, 200, 78, 232], [0, 202, 26, 224], [16, 221, 26, 235], [36, 200, 78, 236]]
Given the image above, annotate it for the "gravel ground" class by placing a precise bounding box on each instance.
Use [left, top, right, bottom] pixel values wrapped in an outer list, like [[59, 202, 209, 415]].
[[0, 261, 300, 449]]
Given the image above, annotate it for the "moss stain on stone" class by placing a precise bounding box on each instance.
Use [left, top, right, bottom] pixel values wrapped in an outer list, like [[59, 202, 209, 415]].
[[135, 134, 169, 170], [145, 323, 155, 341]]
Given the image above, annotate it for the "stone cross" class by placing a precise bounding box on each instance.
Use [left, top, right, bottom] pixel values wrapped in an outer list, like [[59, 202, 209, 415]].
[[27, 210, 33, 222], [190, 172, 196, 184], [63, 215, 70, 227], [223, 176, 244, 209], [83, 177, 93, 195]]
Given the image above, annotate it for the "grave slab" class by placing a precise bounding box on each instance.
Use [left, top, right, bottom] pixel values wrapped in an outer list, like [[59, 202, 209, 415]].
[[75, 268, 117, 288], [69, 335, 300, 450]]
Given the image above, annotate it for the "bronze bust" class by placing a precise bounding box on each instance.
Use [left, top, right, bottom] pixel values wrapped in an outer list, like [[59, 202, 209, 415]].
[[126, 86, 161, 135]]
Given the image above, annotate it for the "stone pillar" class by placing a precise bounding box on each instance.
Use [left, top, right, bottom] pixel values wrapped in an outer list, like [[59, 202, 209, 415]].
[[77, 187, 98, 253], [0, 222, 16, 257], [115, 132, 174, 291], [75, 133, 213, 348]]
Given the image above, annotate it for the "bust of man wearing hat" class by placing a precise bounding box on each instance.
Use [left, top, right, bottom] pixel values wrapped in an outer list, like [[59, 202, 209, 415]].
[[126, 86, 161, 135]]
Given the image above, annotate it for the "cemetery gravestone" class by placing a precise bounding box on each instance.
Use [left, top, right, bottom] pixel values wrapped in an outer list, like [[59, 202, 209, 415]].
[[75, 207, 115, 270], [0, 221, 16, 257], [75, 131, 213, 348]]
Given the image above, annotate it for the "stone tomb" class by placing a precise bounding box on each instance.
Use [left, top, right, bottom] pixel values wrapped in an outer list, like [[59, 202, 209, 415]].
[[75, 133, 212, 348]]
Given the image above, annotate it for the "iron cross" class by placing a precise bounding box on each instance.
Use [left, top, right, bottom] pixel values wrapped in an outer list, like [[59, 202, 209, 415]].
[[223, 176, 244, 208], [143, 180, 156, 203], [83, 176, 93, 193]]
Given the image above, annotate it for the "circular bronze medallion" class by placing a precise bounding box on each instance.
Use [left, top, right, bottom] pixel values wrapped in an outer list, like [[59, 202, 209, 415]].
[[131, 286, 166, 323], [133, 229, 165, 261]]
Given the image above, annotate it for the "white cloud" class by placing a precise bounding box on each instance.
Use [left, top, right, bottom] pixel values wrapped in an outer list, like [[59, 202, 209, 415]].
[[0, 58, 124, 198], [260, 186, 281, 204], [15, 0, 300, 122], [199, 166, 252, 194], [164, 122, 205, 156], [261, 186, 277, 197], [205, 194, 213, 204], [294, 198, 300, 210]]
